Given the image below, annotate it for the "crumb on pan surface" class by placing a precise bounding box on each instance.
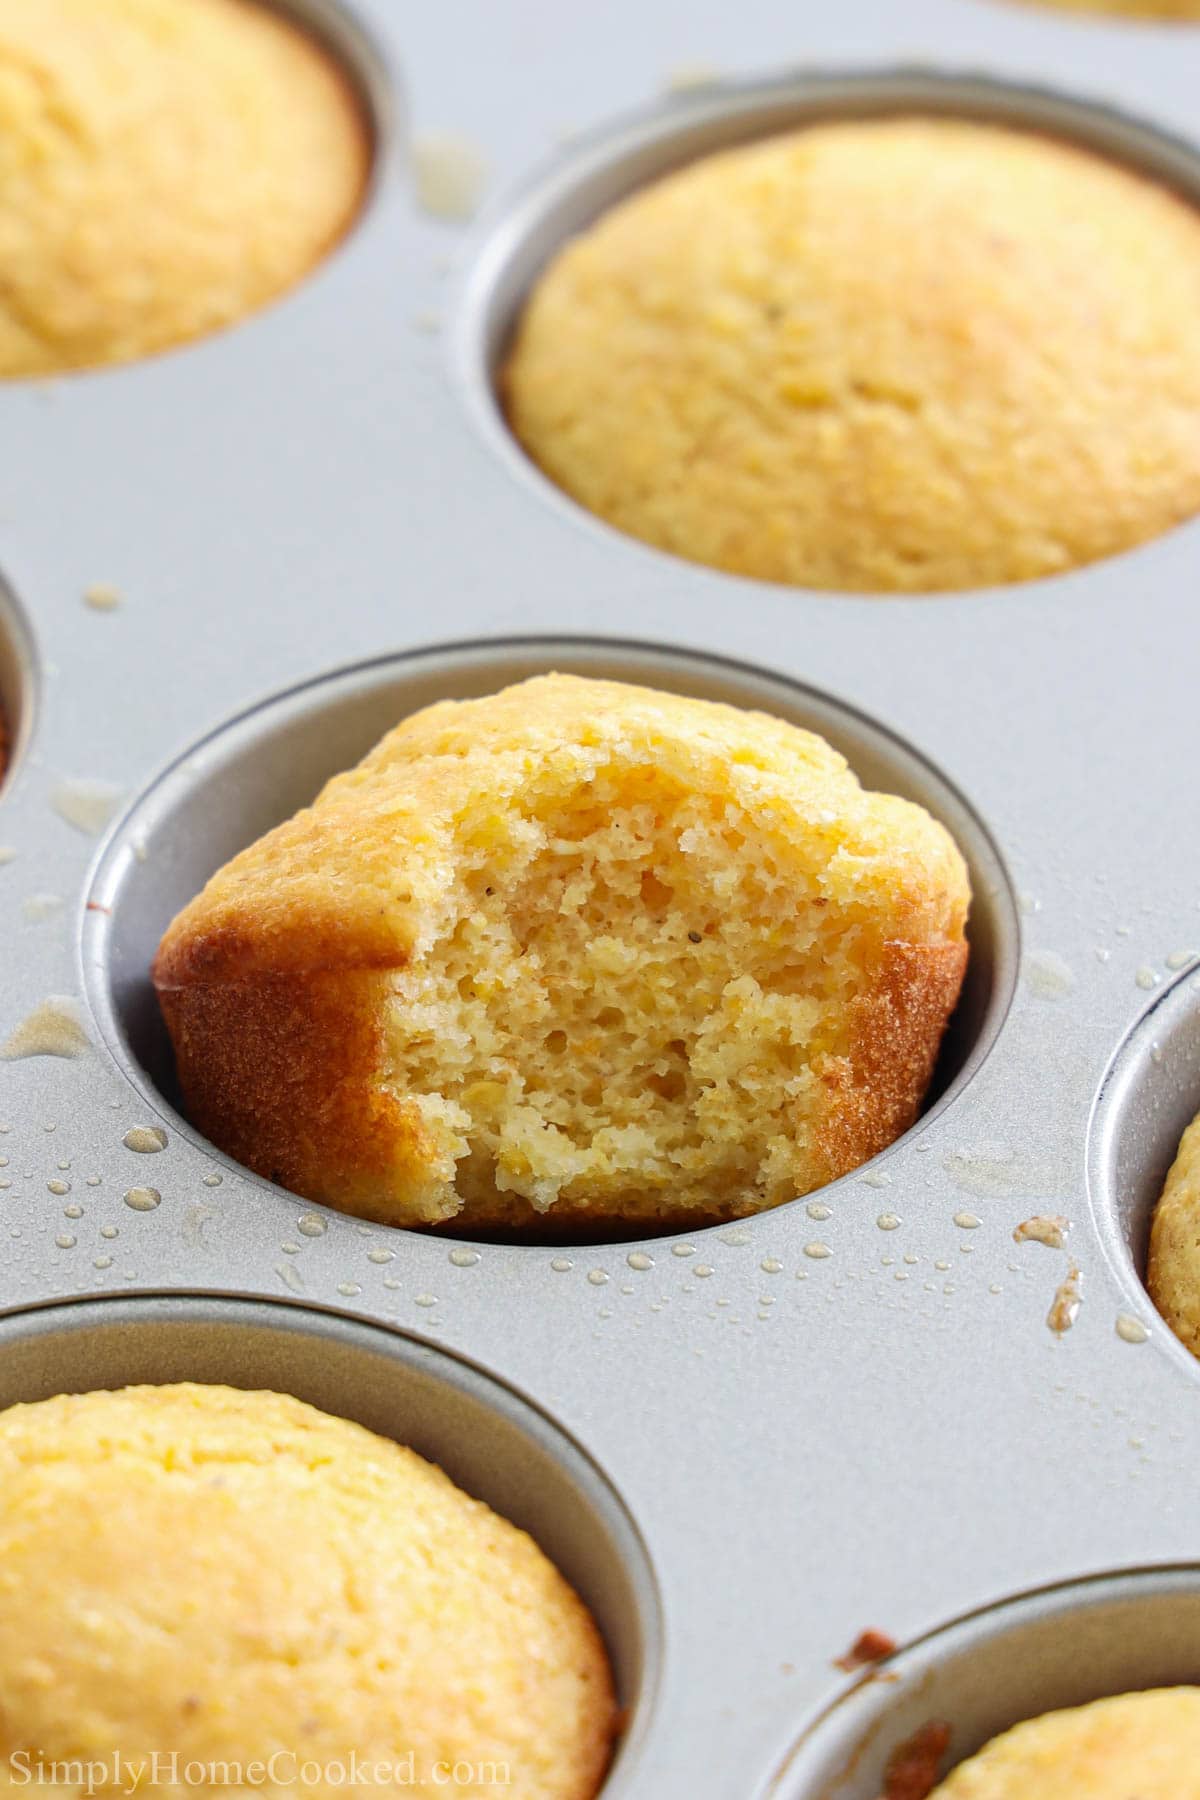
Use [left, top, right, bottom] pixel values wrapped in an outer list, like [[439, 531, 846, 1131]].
[[1148, 1111, 1200, 1353], [0, 1382, 616, 1800], [928, 1688, 1200, 1796], [503, 117, 1200, 594], [0, 0, 370, 376], [154, 674, 970, 1233]]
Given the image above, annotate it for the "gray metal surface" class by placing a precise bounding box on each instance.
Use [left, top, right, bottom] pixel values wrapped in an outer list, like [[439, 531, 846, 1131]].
[[1, 0, 1200, 1792]]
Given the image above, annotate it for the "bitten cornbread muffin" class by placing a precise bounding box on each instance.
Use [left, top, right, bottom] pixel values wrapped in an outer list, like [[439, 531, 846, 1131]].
[[154, 674, 970, 1233], [0, 0, 369, 376], [504, 118, 1200, 593], [0, 1383, 616, 1799], [928, 1689, 1200, 1797], [1148, 1110, 1200, 1353]]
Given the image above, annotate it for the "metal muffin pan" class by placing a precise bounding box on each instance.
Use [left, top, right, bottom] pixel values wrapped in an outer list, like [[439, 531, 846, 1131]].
[[2, 0, 1200, 1791], [769, 1566, 1200, 1797]]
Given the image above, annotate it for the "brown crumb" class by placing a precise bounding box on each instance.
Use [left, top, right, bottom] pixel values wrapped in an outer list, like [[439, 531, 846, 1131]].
[[1047, 1263, 1083, 1335], [836, 1627, 898, 1671], [1013, 1213, 1070, 1249], [878, 1721, 951, 1800]]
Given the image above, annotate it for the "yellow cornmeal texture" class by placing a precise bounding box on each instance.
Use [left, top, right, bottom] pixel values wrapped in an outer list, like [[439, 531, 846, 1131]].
[[154, 675, 970, 1233], [0, 0, 369, 376], [930, 1689, 1200, 1796], [504, 118, 1200, 594], [1015, 0, 1200, 17], [0, 1384, 616, 1800], [1148, 1110, 1200, 1353]]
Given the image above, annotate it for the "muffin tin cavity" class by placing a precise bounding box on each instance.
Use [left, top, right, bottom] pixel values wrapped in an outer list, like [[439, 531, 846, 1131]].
[[460, 69, 1200, 589], [1088, 961, 1200, 1349], [765, 1568, 1200, 1797], [0, 573, 38, 794], [0, 1293, 658, 1795], [82, 637, 1018, 1237]]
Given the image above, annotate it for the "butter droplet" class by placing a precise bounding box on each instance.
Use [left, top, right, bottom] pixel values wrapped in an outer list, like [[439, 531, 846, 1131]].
[[83, 582, 122, 611], [448, 1247, 479, 1268], [1026, 951, 1074, 1000], [804, 1241, 832, 1260], [627, 1251, 653, 1272], [663, 60, 722, 92], [1, 997, 89, 1060], [1116, 1313, 1149, 1345], [411, 133, 486, 220], [50, 778, 122, 836], [123, 1126, 167, 1154], [21, 893, 63, 923], [123, 1187, 161, 1212]]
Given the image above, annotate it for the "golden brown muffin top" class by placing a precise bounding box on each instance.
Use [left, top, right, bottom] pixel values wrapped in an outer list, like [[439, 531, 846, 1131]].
[[505, 117, 1200, 593], [0, 0, 369, 376], [1009, 0, 1200, 18], [0, 1382, 616, 1799], [1148, 1110, 1200, 1354], [929, 1689, 1200, 1796]]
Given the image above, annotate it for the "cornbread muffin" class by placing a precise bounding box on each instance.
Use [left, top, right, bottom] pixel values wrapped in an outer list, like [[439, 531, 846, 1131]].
[[1015, 1, 1200, 17], [154, 674, 970, 1233], [0, 0, 369, 376], [1148, 1110, 1200, 1353], [504, 118, 1200, 593], [929, 1689, 1200, 1796], [0, 1383, 616, 1799]]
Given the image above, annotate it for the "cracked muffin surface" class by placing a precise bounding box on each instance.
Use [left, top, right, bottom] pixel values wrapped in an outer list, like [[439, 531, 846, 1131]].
[[504, 117, 1200, 593], [0, 1382, 616, 1799]]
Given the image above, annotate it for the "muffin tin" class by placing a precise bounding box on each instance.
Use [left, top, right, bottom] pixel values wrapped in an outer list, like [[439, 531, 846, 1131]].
[[3, 0, 1200, 1793]]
